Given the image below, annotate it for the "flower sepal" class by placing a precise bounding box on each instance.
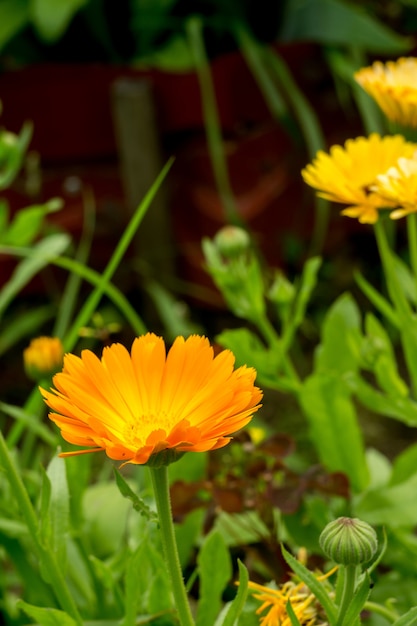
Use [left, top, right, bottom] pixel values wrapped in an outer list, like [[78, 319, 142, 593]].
[[145, 449, 186, 468]]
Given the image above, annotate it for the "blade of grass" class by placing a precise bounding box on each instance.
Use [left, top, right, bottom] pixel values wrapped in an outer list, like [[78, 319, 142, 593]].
[[186, 17, 241, 226], [53, 185, 96, 338], [63, 156, 173, 351]]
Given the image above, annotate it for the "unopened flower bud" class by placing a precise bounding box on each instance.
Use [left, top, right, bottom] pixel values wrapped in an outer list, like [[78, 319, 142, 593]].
[[214, 226, 251, 259], [24, 336, 64, 381], [268, 272, 296, 306], [319, 517, 378, 566]]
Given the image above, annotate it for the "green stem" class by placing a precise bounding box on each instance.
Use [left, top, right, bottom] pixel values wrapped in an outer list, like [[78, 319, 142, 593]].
[[373, 219, 411, 318], [256, 314, 301, 390], [335, 564, 357, 626], [363, 601, 399, 624], [407, 212, 417, 301], [0, 429, 83, 624], [149, 466, 195, 626]]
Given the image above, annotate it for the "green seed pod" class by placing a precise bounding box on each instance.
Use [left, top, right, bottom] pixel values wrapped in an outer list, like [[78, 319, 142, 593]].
[[319, 517, 378, 566]]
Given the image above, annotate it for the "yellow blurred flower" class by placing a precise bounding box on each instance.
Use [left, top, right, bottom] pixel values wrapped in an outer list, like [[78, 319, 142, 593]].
[[301, 134, 417, 223], [40, 333, 263, 466], [355, 58, 417, 128], [24, 336, 64, 381], [373, 155, 417, 219], [248, 566, 337, 626]]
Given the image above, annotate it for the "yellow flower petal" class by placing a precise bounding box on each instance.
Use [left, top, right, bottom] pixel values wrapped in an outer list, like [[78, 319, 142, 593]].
[[301, 134, 417, 222], [41, 333, 263, 465], [355, 58, 417, 127]]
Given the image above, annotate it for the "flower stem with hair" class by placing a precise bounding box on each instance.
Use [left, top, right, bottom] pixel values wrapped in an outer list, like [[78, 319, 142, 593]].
[[150, 465, 195, 626]]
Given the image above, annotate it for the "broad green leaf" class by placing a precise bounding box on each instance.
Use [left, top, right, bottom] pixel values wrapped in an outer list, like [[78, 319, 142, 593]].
[[315, 293, 362, 374], [196, 530, 232, 626], [391, 443, 417, 486], [0, 233, 71, 318], [31, 0, 87, 42], [122, 542, 150, 626], [44, 455, 69, 567], [214, 560, 249, 626], [83, 481, 133, 558], [355, 472, 417, 527], [392, 606, 417, 626], [299, 373, 368, 492], [146, 545, 173, 614], [175, 508, 205, 569], [365, 448, 391, 490], [17, 600, 77, 626], [0, 0, 29, 52], [281, 545, 337, 625], [4, 197, 63, 246], [279, 0, 411, 53]]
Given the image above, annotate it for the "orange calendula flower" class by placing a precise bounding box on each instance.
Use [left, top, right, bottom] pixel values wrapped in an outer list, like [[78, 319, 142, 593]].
[[24, 336, 64, 381], [301, 134, 417, 223], [372, 155, 417, 219], [40, 333, 263, 466], [355, 58, 417, 128], [248, 566, 337, 626]]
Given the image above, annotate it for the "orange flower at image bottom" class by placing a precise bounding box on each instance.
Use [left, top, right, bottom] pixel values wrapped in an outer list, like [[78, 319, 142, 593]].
[[41, 333, 263, 465]]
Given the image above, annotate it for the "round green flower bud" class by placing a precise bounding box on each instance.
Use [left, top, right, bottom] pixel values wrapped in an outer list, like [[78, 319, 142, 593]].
[[214, 226, 251, 259], [319, 517, 378, 566]]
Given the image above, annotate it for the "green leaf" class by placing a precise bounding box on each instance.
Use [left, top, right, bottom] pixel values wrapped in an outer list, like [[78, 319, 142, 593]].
[[355, 472, 417, 527], [0, 304, 54, 357], [286, 600, 302, 626], [354, 270, 399, 328], [281, 545, 337, 625], [113, 468, 158, 523], [43, 455, 70, 567], [196, 531, 232, 626], [214, 560, 249, 626], [0, 401, 57, 446], [17, 600, 77, 626], [3, 198, 63, 246], [279, 0, 412, 53], [216, 327, 297, 393], [0, 122, 33, 189], [299, 373, 368, 492], [0, 0, 30, 52], [0, 233, 71, 318], [315, 293, 362, 374], [135, 34, 195, 71], [31, 0, 87, 42], [340, 572, 371, 626], [392, 606, 417, 626], [391, 443, 417, 486], [363, 313, 408, 398], [83, 481, 134, 558], [347, 373, 417, 426]]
